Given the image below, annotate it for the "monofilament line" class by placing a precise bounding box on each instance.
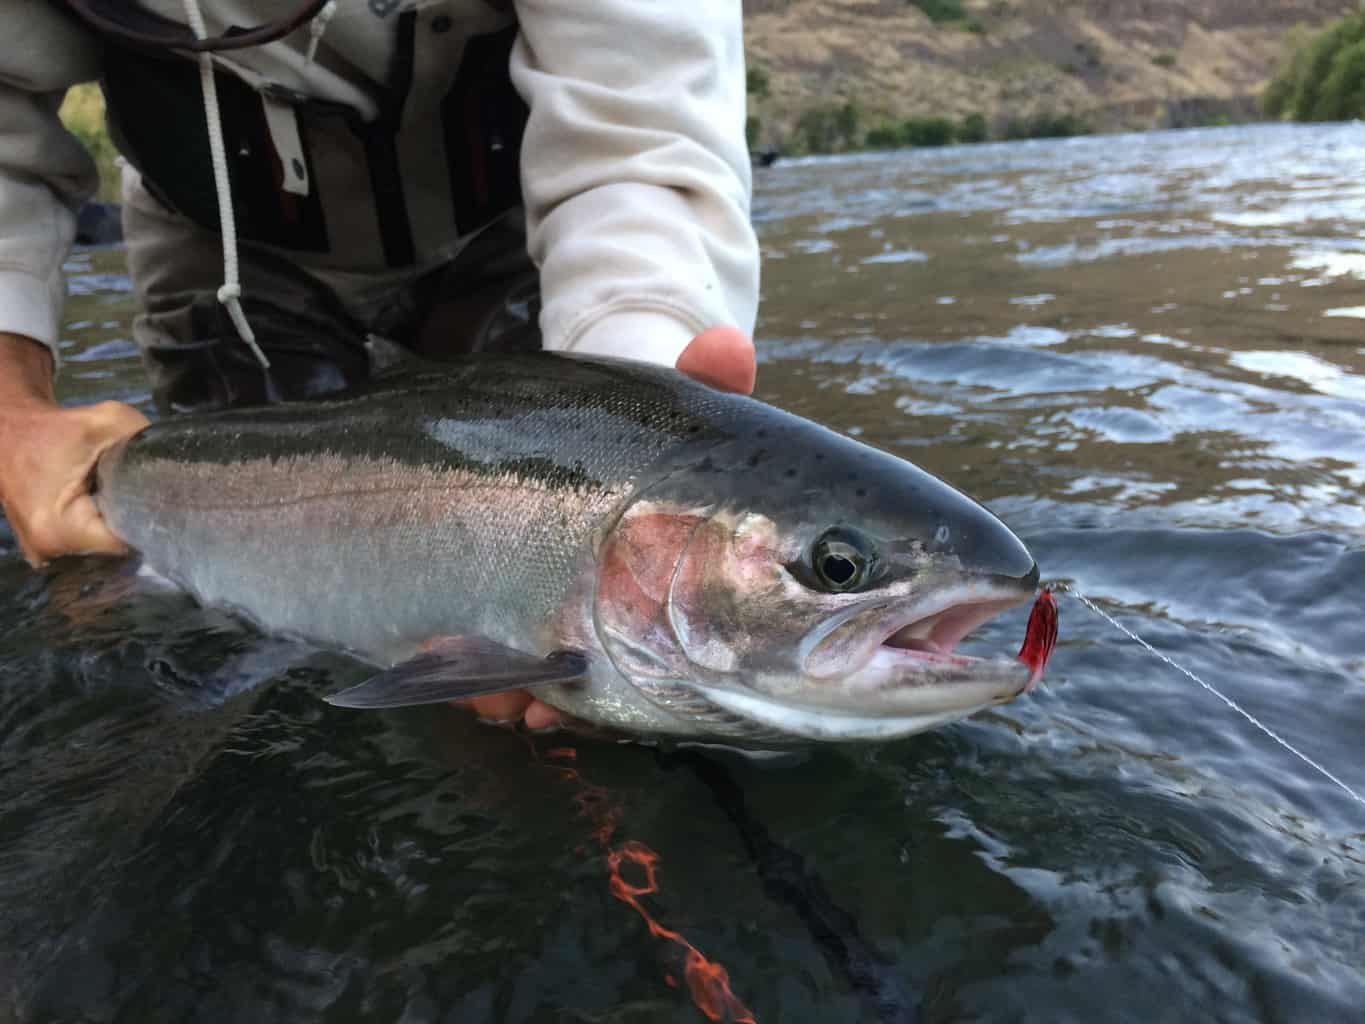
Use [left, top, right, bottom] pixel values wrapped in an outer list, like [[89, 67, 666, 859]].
[[1057, 584, 1365, 809]]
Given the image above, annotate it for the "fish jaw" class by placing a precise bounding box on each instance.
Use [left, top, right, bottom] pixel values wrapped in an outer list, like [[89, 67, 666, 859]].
[[688, 684, 1004, 742], [685, 582, 1040, 743]]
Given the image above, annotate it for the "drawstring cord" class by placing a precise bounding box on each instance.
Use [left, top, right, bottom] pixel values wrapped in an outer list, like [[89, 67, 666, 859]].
[[181, 0, 271, 369], [304, 0, 337, 64]]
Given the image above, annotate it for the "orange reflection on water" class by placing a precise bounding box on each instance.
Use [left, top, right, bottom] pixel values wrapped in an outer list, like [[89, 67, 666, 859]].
[[544, 748, 756, 1023], [608, 841, 756, 1023]]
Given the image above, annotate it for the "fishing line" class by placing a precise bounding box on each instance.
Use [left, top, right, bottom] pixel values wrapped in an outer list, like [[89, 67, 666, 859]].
[[1055, 583, 1365, 808]]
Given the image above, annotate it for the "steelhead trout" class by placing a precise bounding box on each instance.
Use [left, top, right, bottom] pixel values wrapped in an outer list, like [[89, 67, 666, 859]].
[[96, 354, 1055, 745]]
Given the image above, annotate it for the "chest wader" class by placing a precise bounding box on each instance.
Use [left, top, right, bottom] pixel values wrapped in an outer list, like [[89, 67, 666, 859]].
[[63, 0, 539, 413]]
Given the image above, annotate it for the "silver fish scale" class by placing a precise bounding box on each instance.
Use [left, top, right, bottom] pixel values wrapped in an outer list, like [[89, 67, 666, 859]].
[[97, 357, 737, 669]]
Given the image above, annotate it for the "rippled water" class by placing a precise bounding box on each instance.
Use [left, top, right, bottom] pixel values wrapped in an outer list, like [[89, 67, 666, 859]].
[[3, 123, 1364, 1022]]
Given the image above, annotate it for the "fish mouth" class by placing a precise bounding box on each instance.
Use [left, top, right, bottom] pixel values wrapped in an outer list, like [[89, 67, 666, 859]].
[[695, 582, 1044, 743], [880, 594, 1027, 661], [804, 578, 1037, 681], [853, 585, 1042, 702]]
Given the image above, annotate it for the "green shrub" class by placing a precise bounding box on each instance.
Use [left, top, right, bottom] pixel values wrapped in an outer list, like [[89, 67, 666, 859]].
[[1265, 13, 1365, 121], [1152, 52, 1177, 69], [1311, 36, 1365, 120], [836, 101, 862, 146], [747, 66, 770, 99], [862, 116, 963, 151], [59, 83, 120, 200], [746, 115, 761, 148], [1263, 24, 1315, 116], [910, 0, 965, 25], [865, 124, 901, 148], [958, 111, 989, 143], [793, 102, 863, 154], [795, 107, 835, 154], [900, 117, 955, 146], [1003, 112, 1090, 139], [1294, 15, 1365, 119]]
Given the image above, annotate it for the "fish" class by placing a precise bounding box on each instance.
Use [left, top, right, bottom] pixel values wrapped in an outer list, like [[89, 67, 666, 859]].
[[96, 353, 1054, 746]]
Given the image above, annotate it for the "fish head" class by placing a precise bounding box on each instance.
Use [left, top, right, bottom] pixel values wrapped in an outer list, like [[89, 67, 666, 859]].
[[594, 418, 1042, 743]]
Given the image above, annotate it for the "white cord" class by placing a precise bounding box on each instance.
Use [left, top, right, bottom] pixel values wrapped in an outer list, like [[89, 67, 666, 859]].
[[182, 0, 271, 370], [304, 0, 337, 64]]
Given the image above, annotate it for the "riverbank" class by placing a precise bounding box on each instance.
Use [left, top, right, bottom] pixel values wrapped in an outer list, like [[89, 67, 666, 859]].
[[744, 0, 1356, 155], [59, 0, 1360, 184]]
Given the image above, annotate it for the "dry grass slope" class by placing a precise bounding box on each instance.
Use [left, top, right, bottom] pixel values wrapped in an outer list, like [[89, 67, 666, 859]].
[[744, 0, 1361, 147], [49, 3, 1365, 191]]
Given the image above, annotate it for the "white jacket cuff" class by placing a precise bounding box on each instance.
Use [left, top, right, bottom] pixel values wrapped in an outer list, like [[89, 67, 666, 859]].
[[558, 306, 701, 368], [511, 0, 758, 359], [0, 267, 65, 356]]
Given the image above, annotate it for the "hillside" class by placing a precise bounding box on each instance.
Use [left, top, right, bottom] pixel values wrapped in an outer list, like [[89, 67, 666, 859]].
[[743, 0, 1360, 148]]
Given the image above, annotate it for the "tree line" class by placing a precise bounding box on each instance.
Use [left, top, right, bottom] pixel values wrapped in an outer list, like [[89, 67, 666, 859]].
[[1263, 10, 1365, 122]]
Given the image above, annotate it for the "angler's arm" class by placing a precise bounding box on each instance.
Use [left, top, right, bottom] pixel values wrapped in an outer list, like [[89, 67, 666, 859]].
[[509, 0, 760, 374], [0, 12, 148, 566], [0, 5, 106, 368]]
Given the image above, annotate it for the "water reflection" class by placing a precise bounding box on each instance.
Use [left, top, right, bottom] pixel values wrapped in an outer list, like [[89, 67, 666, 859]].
[[3, 123, 1365, 1021]]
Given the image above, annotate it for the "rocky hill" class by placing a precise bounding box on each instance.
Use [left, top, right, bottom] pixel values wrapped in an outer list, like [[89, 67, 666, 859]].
[[743, 0, 1359, 147]]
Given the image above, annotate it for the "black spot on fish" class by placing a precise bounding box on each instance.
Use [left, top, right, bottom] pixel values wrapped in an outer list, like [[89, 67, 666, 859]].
[[784, 467, 798, 479]]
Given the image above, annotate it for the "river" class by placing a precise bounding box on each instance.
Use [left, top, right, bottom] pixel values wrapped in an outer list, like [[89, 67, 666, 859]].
[[2, 122, 1363, 1022]]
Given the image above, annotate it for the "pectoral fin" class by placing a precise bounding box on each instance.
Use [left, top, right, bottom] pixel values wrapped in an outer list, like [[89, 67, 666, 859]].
[[324, 637, 587, 709]]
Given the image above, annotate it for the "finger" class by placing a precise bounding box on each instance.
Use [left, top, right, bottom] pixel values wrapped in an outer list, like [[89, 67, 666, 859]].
[[460, 691, 534, 722], [523, 700, 565, 731], [4, 401, 149, 567], [80, 401, 151, 449], [14, 492, 128, 567], [676, 326, 756, 395], [83, 398, 152, 434]]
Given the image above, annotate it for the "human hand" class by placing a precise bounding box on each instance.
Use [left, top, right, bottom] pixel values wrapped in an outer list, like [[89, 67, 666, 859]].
[[461, 325, 757, 729], [674, 325, 756, 394], [0, 334, 150, 567]]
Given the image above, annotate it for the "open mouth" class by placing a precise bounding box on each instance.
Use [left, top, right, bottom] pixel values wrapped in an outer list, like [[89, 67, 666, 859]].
[[694, 588, 1059, 744], [881, 596, 1027, 661], [878, 588, 1059, 689], [803, 580, 1058, 704]]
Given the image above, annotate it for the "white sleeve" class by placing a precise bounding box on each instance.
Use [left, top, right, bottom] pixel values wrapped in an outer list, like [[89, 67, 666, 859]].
[[510, 0, 759, 367], [0, 2, 101, 356]]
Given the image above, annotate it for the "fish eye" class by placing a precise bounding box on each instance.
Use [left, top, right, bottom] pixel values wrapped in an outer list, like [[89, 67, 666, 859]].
[[811, 528, 874, 593]]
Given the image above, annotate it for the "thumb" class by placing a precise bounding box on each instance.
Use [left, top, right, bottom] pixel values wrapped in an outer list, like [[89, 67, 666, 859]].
[[675, 327, 756, 395], [55, 402, 150, 557]]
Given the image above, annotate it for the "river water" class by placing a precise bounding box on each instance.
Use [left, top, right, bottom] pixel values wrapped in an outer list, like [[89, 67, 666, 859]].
[[3, 122, 1363, 1022]]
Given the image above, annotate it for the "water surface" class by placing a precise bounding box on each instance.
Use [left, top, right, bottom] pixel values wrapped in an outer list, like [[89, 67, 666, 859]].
[[3, 123, 1364, 1022]]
